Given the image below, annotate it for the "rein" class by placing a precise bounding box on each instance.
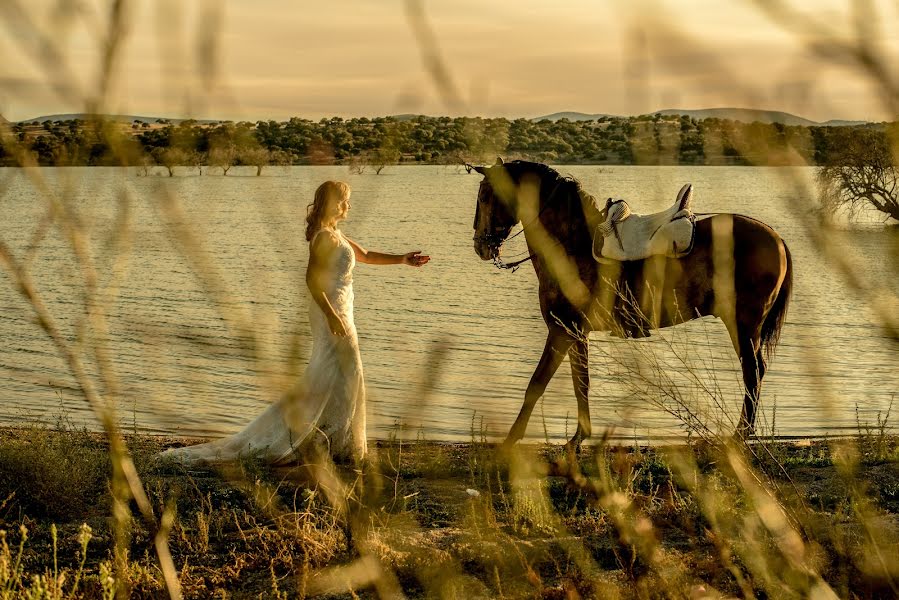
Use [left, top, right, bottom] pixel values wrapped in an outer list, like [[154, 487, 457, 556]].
[[493, 252, 536, 272], [492, 179, 566, 272]]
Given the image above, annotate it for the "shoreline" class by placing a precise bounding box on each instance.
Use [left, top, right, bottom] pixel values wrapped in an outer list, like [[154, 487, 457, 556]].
[[0, 162, 824, 169], [0, 423, 872, 448]]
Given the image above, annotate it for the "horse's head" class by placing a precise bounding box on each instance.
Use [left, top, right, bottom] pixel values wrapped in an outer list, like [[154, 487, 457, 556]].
[[472, 158, 520, 261]]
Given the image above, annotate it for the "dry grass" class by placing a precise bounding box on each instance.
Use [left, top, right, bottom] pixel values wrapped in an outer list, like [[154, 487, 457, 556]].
[[0, 427, 897, 598], [0, 1, 898, 598]]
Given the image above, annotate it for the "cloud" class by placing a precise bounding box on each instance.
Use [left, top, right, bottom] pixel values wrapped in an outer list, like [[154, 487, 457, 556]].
[[2, 0, 895, 122]]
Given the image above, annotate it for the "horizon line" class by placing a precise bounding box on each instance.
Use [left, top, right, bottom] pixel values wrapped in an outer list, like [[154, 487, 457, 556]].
[[6, 106, 875, 126]]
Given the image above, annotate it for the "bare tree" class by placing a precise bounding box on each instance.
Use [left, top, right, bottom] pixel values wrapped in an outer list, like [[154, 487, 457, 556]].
[[347, 147, 399, 175], [209, 144, 238, 175], [151, 147, 189, 177], [136, 152, 153, 176], [371, 144, 400, 175], [346, 155, 366, 175], [190, 150, 205, 175], [239, 146, 271, 176], [818, 127, 899, 222]]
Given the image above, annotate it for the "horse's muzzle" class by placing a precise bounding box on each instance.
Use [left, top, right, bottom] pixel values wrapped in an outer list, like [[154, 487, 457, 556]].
[[473, 233, 502, 261]]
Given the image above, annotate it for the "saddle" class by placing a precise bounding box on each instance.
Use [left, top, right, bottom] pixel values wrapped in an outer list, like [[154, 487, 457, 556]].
[[592, 184, 696, 264]]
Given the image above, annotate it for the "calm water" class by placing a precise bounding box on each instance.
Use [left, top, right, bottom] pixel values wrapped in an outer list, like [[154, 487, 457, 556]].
[[0, 166, 896, 442]]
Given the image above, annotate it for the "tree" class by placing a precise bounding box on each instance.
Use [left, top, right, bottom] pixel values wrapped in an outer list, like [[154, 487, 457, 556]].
[[817, 127, 899, 222], [209, 144, 237, 175], [136, 152, 153, 176], [151, 146, 189, 176], [31, 135, 65, 165], [269, 149, 292, 168], [372, 144, 400, 174], [189, 150, 205, 175], [346, 153, 367, 174], [239, 146, 270, 176]]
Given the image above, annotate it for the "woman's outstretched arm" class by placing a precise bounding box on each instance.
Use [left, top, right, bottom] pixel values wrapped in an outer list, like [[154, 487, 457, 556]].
[[345, 237, 430, 267]]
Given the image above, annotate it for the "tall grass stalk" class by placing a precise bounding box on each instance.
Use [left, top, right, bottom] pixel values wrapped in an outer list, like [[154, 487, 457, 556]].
[[0, 0, 897, 598]]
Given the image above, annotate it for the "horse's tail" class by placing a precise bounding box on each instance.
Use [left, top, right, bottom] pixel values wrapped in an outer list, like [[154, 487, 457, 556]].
[[760, 240, 792, 361]]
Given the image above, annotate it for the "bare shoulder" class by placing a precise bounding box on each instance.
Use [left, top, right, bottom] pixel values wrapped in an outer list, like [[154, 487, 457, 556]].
[[310, 229, 341, 256], [343, 235, 363, 249]]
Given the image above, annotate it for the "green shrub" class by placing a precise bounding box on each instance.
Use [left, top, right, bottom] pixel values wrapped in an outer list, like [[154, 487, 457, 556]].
[[0, 427, 109, 522]]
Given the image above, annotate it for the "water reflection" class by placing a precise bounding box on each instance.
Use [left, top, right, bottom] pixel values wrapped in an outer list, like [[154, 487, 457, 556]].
[[0, 166, 895, 441]]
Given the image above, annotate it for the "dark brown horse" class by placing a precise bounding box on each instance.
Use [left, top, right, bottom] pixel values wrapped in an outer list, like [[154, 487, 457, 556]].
[[471, 159, 792, 449]]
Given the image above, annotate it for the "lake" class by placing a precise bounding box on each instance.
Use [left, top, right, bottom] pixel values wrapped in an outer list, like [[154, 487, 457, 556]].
[[0, 165, 896, 442]]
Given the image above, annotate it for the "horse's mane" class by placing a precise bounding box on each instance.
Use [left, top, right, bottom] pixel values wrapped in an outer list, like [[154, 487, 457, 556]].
[[503, 160, 598, 208], [504, 160, 563, 182], [502, 160, 599, 251]]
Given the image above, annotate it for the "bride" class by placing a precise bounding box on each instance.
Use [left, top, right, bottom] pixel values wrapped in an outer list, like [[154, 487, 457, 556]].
[[160, 180, 430, 465]]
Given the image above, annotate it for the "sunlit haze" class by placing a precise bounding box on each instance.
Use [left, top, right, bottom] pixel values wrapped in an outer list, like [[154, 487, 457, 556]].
[[1, 0, 897, 122]]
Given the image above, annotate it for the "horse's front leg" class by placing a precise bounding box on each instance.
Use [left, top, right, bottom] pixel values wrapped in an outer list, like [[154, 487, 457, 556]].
[[503, 330, 573, 450], [565, 338, 591, 453]]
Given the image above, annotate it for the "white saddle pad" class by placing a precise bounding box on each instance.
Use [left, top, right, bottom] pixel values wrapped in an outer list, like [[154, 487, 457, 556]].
[[593, 184, 696, 263]]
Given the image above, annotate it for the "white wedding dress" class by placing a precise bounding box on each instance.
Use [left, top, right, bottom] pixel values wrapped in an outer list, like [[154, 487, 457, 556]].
[[160, 228, 367, 465]]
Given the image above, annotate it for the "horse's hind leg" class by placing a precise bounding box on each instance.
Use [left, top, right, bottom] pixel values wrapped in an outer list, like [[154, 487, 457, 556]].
[[740, 346, 768, 433], [565, 338, 591, 453], [735, 335, 764, 437], [503, 330, 573, 449]]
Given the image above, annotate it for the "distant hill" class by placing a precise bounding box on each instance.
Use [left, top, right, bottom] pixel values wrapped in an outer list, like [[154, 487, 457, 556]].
[[7, 110, 890, 168], [533, 108, 871, 127], [17, 113, 221, 124], [15, 110, 873, 128], [651, 108, 817, 126], [819, 118, 871, 127], [532, 112, 619, 122], [651, 108, 874, 127], [391, 114, 432, 121]]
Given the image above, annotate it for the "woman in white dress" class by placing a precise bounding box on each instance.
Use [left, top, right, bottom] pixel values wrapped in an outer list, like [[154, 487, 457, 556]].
[[160, 180, 430, 465]]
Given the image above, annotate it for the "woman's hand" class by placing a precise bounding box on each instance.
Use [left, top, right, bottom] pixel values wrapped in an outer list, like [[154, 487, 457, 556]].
[[328, 314, 350, 337], [402, 251, 431, 267]]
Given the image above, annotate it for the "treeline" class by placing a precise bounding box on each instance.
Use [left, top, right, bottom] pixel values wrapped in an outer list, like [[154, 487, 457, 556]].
[[0, 114, 891, 170]]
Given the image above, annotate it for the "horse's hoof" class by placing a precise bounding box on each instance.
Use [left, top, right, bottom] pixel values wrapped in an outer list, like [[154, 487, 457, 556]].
[[499, 437, 520, 454], [564, 441, 583, 456], [732, 427, 755, 442]]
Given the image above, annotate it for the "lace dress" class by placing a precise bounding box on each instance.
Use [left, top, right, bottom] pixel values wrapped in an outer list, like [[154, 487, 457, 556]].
[[159, 228, 367, 465]]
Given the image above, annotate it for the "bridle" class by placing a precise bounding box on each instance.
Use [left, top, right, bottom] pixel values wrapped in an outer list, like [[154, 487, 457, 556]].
[[475, 178, 567, 272]]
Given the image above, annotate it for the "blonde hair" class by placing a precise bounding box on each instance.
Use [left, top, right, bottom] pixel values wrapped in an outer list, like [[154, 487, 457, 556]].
[[306, 180, 351, 241]]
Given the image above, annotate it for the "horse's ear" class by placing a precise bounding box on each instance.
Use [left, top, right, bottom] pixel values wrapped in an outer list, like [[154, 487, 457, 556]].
[[473, 165, 487, 174], [494, 157, 504, 166]]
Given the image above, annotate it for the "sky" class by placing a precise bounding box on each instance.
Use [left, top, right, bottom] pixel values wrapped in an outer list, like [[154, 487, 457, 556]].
[[1, 0, 897, 123]]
